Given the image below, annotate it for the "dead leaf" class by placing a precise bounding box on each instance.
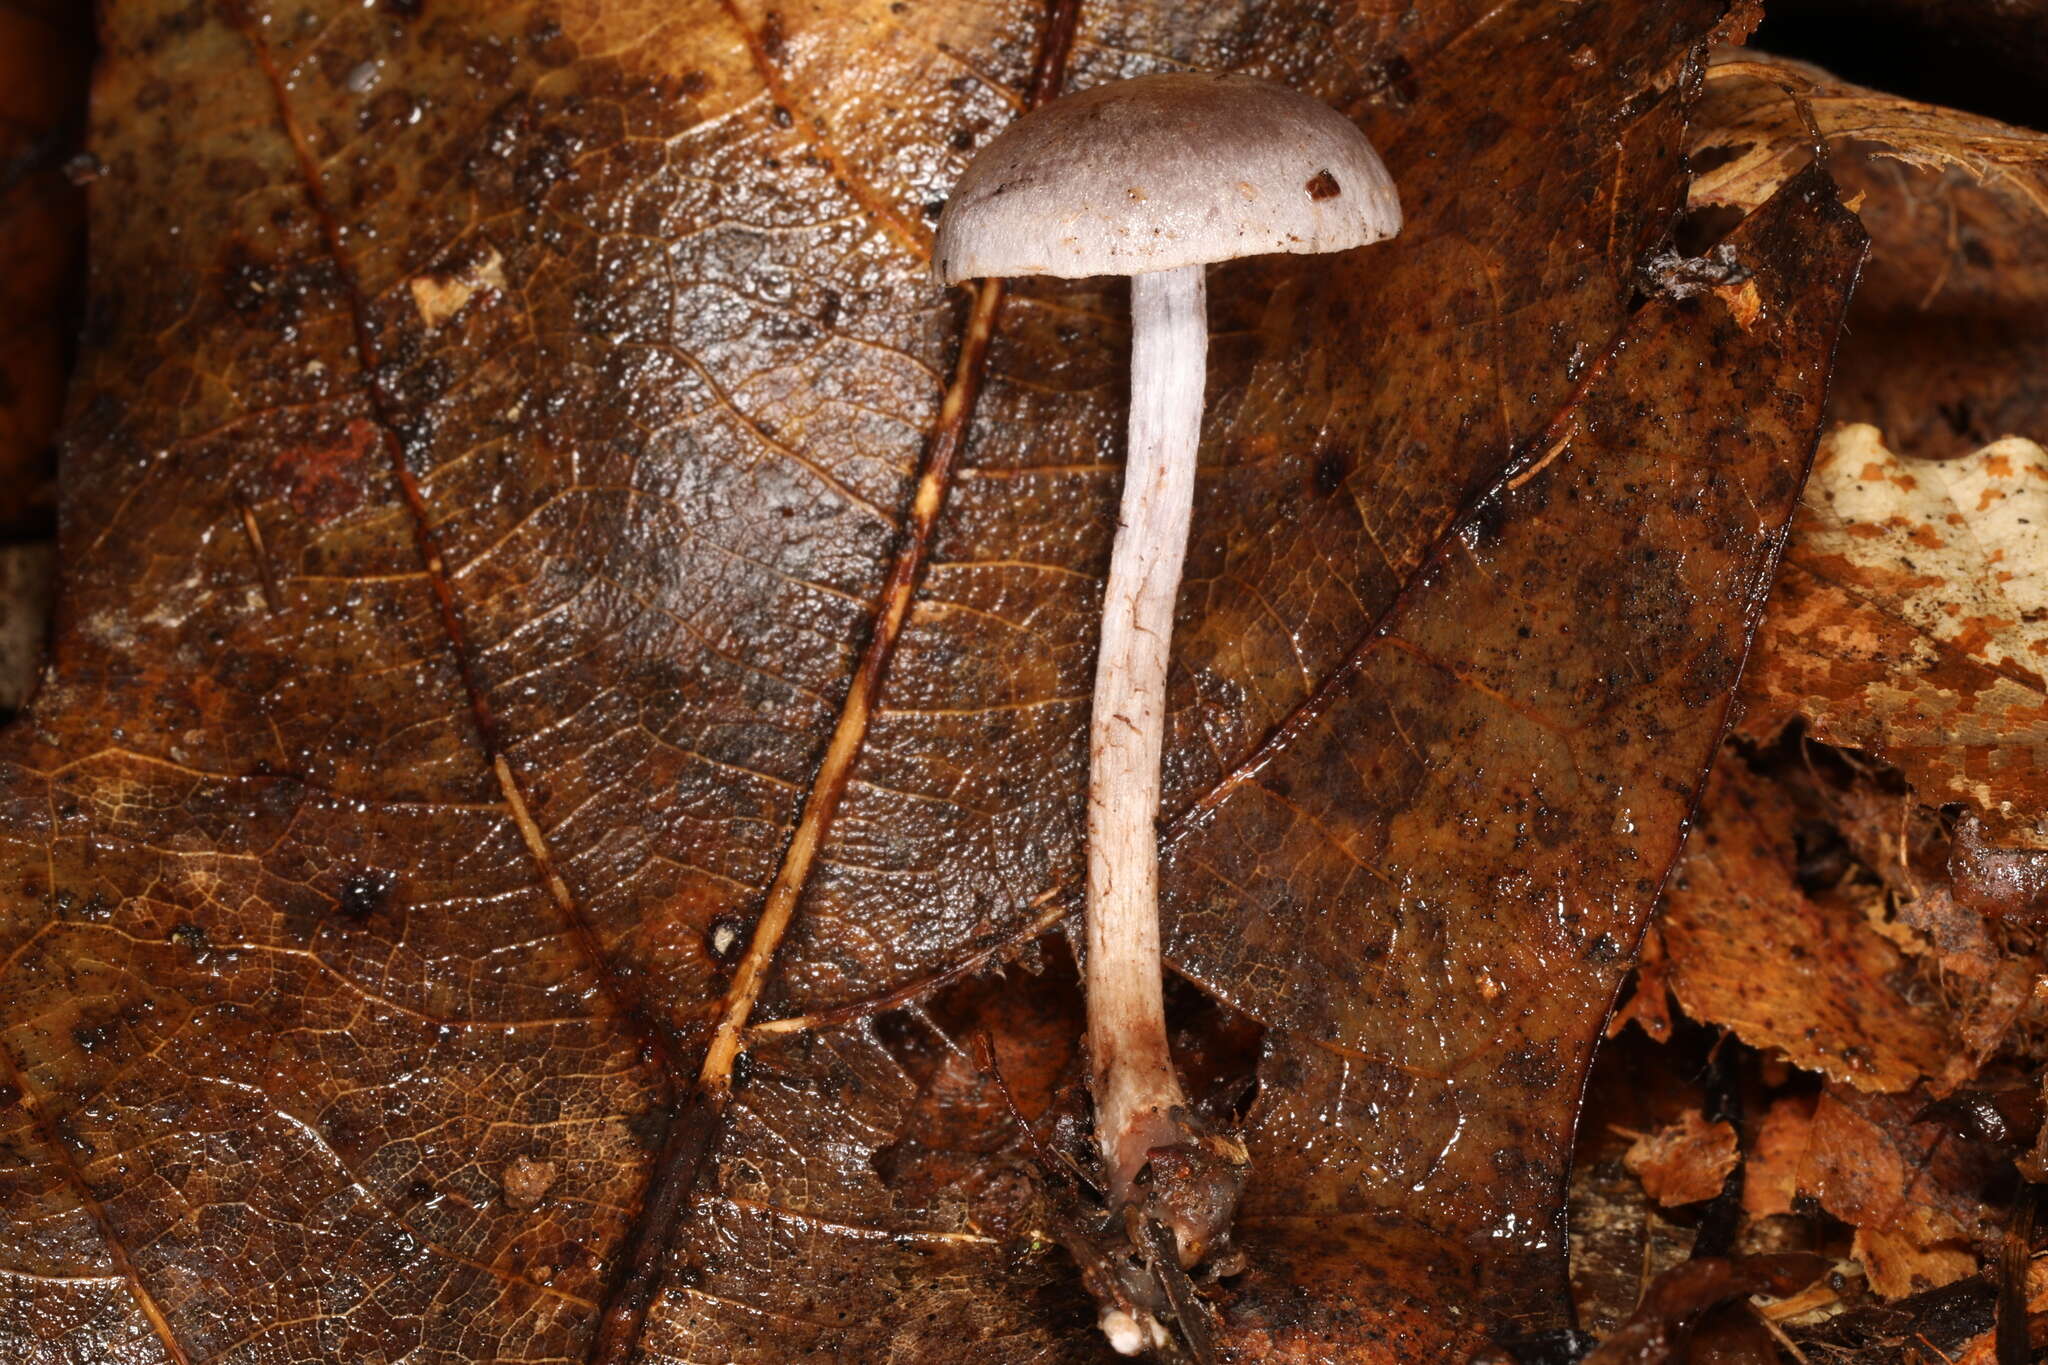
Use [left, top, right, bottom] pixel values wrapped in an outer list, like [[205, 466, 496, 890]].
[[1625, 1111, 1741, 1208], [1798, 1086, 2002, 1301], [1815, 772, 1945, 904], [1739, 424, 2048, 850], [1940, 960, 2042, 1095], [1804, 766, 2038, 1071], [1682, 58, 2048, 1076], [1891, 885, 2005, 981], [1610, 925, 1678, 1044], [1761, 0, 2048, 134], [1167, 167, 1859, 1352], [1660, 760, 1954, 1093], [0, 1, 1865, 1360], [1779, 1274, 2001, 1361], [1850, 1224, 1981, 1305], [1742, 1093, 1816, 1219]]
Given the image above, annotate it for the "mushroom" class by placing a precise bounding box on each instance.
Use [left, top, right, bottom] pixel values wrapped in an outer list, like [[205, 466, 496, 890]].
[[935, 69, 1401, 1290]]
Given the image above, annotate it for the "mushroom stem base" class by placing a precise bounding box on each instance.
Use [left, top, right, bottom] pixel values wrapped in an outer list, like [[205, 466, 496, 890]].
[[1080, 261, 1249, 1356]]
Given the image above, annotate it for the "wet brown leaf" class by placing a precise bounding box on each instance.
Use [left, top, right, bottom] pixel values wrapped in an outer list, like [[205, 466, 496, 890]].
[[1581, 1253, 1826, 1364], [1781, 1275, 2001, 1362], [1953, 1253, 2048, 1365], [1161, 165, 1861, 1354], [1951, 815, 2048, 921], [1569, 1028, 1724, 1339], [0, 0, 1865, 1360]]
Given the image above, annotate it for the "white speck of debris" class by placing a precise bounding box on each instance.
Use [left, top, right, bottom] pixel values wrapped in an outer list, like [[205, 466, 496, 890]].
[[1099, 1310, 1145, 1356], [710, 921, 741, 959], [345, 59, 381, 95], [142, 566, 208, 631], [408, 246, 507, 330]]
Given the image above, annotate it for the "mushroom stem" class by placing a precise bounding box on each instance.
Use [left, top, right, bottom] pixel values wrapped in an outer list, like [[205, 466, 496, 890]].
[[1088, 261, 1206, 1212]]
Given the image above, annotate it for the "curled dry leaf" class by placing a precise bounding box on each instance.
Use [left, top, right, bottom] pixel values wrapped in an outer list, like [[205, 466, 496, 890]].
[[0, 0, 1867, 1361], [1623, 1110, 1741, 1208], [1760, 0, 2048, 134], [1690, 49, 2048, 221], [1689, 47, 2048, 460], [1741, 424, 2048, 849], [1690, 47, 2048, 849]]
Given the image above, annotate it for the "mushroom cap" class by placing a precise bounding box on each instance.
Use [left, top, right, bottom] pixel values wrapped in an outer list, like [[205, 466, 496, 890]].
[[934, 72, 1401, 284]]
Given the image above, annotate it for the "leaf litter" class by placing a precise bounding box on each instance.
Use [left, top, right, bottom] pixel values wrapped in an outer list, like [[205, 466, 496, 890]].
[[12, 3, 2048, 1364], [1569, 46, 2048, 1365]]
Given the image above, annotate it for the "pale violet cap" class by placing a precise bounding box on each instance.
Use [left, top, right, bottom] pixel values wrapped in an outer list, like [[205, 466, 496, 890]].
[[934, 72, 1401, 284]]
